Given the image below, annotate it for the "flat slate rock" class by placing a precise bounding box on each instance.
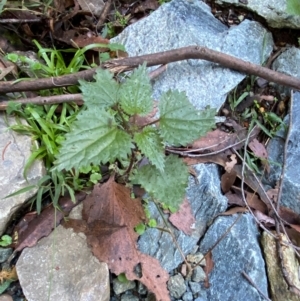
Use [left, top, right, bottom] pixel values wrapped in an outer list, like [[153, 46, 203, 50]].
[[112, 0, 273, 111], [0, 113, 44, 235], [138, 164, 228, 272], [16, 225, 110, 301], [216, 0, 300, 29], [265, 91, 300, 214], [199, 213, 269, 301]]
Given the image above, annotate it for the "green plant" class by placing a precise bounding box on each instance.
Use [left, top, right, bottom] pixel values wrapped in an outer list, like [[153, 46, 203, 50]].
[[5, 101, 100, 213], [286, 0, 300, 15], [5, 40, 125, 94], [54, 64, 216, 210], [0, 235, 12, 247]]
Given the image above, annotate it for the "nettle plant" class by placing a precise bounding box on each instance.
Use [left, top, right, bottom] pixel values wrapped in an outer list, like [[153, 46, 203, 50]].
[[54, 64, 216, 210]]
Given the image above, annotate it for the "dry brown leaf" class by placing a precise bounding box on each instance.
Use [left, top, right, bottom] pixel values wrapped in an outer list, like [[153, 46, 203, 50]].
[[225, 154, 237, 173], [191, 129, 237, 152], [266, 188, 278, 202], [66, 178, 170, 301], [13, 192, 86, 253], [220, 207, 248, 215], [129, 101, 158, 127], [225, 190, 245, 207], [253, 210, 275, 226], [169, 198, 195, 235], [246, 192, 268, 214], [203, 251, 214, 288], [72, 34, 110, 52], [221, 169, 237, 193], [248, 138, 268, 159]]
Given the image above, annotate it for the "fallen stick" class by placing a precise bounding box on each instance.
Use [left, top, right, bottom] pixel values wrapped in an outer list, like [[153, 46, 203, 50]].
[[0, 46, 299, 94]]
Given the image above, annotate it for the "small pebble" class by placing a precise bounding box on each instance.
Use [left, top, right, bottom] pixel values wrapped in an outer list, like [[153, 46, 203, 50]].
[[113, 278, 136, 295], [182, 291, 193, 301], [121, 293, 139, 301], [167, 274, 186, 299], [189, 281, 202, 294], [0, 248, 12, 263], [192, 266, 206, 282], [0, 294, 13, 301]]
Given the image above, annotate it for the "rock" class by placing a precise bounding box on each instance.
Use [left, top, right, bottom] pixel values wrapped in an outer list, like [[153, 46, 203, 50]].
[[113, 278, 136, 295], [189, 281, 202, 294], [191, 267, 206, 283], [182, 291, 193, 301], [120, 293, 139, 301], [0, 114, 45, 235], [187, 253, 206, 267], [16, 225, 110, 301], [272, 47, 300, 95], [199, 213, 268, 301], [216, 0, 300, 29], [167, 274, 186, 299], [265, 91, 300, 214], [0, 248, 12, 263], [138, 164, 227, 272], [0, 294, 13, 301], [112, 0, 273, 111], [261, 231, 300, 301]]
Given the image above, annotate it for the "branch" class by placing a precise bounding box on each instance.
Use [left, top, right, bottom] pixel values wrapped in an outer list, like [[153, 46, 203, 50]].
[[0, 46, 299, 94]]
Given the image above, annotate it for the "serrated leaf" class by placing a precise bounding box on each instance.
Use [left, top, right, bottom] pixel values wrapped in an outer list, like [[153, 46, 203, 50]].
[[79, 68, 119, 109], [286, 0, 300, 15], [159, 90, 216, 146], [119, 63, 153, 115], [132, 155, 188, 209], [134, 127, 165, 171], [55, 109, 133, 171]]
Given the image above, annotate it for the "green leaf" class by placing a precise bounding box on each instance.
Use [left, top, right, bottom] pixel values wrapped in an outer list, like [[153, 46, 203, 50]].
[[131, 155, 188, 210], [286, 0, 300, 15], [134, 126, 165, 171], [134, 223, 146, 235], [159, 90, 216, 146], [0, 235, 12, 247], [79, 68, 119, 109], [0, 280, 12, 295], [119, 63, 152, 116], [55, 109, 133, 171]]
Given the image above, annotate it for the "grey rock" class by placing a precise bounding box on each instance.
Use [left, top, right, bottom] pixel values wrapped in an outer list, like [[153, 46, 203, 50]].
[[265, 91, 300, 214], [199, 213, 268, 301], [16, 226, 110, 301], [120, 293, 139, 301], [138, 164, 227, 272], [0, 295, 13, 301], [0, 248, 12, 263], [191, 266, 206, 283], [182, 291, 193, 301], [187, 252, 206, 266], [113, 278, 136, 295], [216, 0, 300, 29], [0, 114, 45, 235], [272, 47, 300, 95], [189, 281, 202, 294], [168, 274, 186, 299], [112, 0, 273, 111], [137, 282, 147, 295]]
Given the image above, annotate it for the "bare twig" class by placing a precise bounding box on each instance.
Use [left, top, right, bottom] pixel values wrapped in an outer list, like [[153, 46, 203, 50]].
[[96, 0, 113, 29], [241, 271, 272, 301], [0, 66, 166, 110], [1, 46, 300, 93], [0, 93, 83, 110]]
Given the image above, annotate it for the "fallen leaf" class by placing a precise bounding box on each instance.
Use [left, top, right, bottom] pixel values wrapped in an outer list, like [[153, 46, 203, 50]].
[[169, 198, 196, 235], [246, 192, 268, 214], [225, 154, 237, 173], [72, 34, 110, 52], [203, 251, 214, 288], [221, 169, 237, 193], [66, 177, 170, 301], [220, 207, 248, 215], [253, 210, 275, 226], [248, 138, 268, 159], [13, 192, 86, 253]]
